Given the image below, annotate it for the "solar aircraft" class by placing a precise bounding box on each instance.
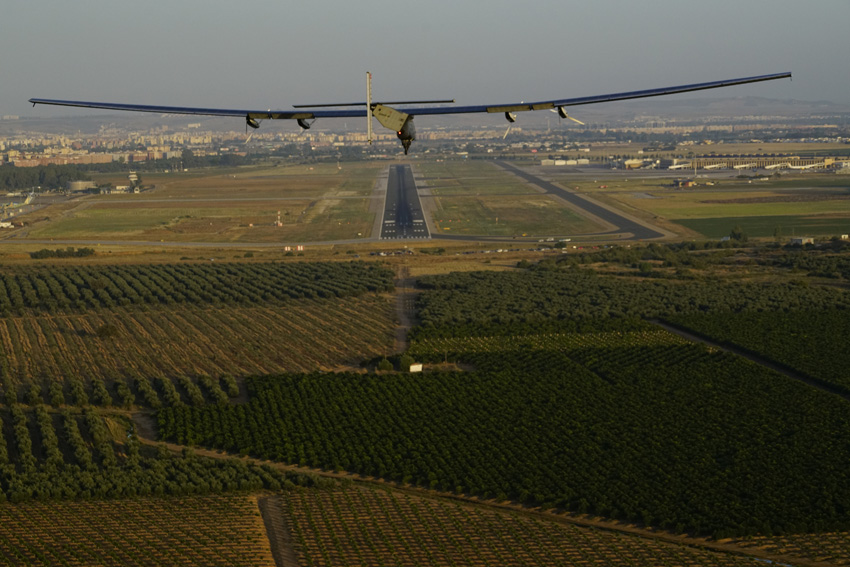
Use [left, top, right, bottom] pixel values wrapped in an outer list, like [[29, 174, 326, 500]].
[[30, 71, 792, 154]]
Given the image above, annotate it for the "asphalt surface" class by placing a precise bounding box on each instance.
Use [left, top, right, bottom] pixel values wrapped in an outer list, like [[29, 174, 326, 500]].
[[380, 165, 430, 240], [495, 161, 665, 240]]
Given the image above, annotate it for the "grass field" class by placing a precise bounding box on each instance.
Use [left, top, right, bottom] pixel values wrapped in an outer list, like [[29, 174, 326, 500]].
[[419, 161, 607, 236], [431, 194, 602, 236], [567, 173, 850, 239], [26, 199, 374, 242], [674, 214, 850, 238], [99, 162, 380, 199], [612, 191, 850, 220], [418, 161, 539, 196], [19, 163, 382, 242]]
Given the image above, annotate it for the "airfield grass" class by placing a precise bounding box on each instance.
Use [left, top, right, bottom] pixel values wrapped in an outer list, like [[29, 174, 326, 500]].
[[24, 199, 374, 242], [419, 161, 606, 236], [21, 163, 382, 242], [418, 161, 539, 196], [558, 174, 850, 198], [611, 191, 850, 219], [431, 194, 603, 236], [674, 215, 850, 239], [94, 162, 380, 199], [557, 172, 850, 238]]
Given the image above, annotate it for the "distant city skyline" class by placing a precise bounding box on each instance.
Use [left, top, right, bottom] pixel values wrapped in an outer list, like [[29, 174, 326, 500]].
[[3, 0, 848, 121]]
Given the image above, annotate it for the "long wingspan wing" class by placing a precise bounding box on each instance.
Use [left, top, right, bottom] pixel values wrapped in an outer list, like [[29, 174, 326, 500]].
[[29, 72, 791, 120], [26, 99, 368, 120], [400, 72, 792, 116]]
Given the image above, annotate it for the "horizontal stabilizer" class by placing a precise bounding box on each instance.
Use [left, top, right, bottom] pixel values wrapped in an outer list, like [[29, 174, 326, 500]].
[[293, 99, 455, 108]]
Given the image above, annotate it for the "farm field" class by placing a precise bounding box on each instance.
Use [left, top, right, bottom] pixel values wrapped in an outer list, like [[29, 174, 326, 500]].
[[418, 161, 607, 236], [2, 243, 850, 564], [274, 485, 771, 567], [728, 531, 850, 565], [0, 494, 275, 566], [0, 260, 395, 398], [0, 296, 394, 392], [18, 162, 382, 242], [670, 309, 850, 392], [0, 403, 312, 503], [159, 321, 850, 538]]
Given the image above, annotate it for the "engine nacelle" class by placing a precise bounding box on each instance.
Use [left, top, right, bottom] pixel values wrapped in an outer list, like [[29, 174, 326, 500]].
[[246, 117, 261, 129], [397, 116, 416, 154]]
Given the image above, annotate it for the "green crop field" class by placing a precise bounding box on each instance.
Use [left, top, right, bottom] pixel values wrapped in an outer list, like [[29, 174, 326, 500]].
[[674, 214, 850, 238]]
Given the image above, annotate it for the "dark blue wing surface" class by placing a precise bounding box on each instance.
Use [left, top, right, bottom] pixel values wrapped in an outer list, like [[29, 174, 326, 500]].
[[29, 72, 790, 119], [26, 99, 368, 119], [403, 72, 792, 116]]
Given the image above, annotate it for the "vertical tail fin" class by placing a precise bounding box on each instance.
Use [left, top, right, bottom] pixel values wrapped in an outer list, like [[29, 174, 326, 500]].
[[366, 72, 373, 145]]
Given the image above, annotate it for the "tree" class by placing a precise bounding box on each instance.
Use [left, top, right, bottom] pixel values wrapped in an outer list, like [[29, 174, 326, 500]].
[[25, 383, 42, 406], [95, 324, 119, 339], [730, 225, 748, 242], [49, 382, 65, 407], [399, 354, 415, 371]]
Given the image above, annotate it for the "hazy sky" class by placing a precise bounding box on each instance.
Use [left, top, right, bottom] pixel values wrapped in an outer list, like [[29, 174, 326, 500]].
[[2, 0, 848, 118]]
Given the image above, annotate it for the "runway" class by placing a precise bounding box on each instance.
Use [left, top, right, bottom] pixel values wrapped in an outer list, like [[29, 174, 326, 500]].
[[380, 165, 430, 240]]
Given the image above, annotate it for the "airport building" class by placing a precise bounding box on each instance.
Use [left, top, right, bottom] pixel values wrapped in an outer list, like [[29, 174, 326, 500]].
[[662, 155, 840, 171]]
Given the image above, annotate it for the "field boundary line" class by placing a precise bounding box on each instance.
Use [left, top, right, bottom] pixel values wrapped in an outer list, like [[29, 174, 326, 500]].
[[653, 319, 850, 402], [257, 495, 301, 567]]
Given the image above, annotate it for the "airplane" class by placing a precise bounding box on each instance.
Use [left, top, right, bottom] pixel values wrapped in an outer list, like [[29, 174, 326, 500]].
[[30, 71, 791, 155]]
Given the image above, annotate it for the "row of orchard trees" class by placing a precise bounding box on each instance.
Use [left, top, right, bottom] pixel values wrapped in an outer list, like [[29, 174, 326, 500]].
[[159, 327, 850, 538], [0, 403, 317, 503], [413, 268, 850, 339], [0, 261, 394, 315], [2, 373, 239, 410]]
